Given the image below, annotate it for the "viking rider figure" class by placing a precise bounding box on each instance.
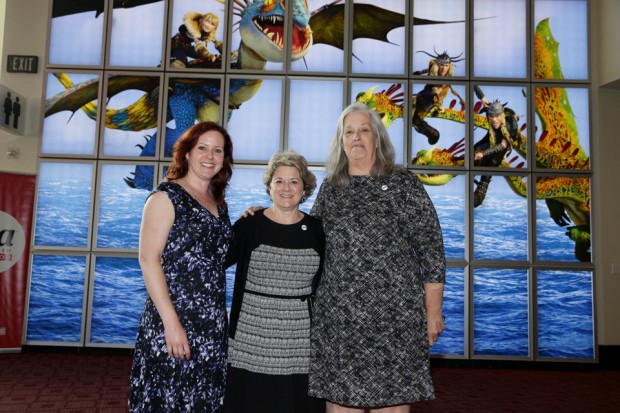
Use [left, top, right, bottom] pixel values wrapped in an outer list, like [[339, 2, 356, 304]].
[[412, 49, 465, 145]]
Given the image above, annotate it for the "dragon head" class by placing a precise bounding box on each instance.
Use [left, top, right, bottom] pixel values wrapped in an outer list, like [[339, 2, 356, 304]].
[[237, 0, 313, 62], [411, 148, 454, 185], [412, 139, 466, 185], [355, 84, 404, 129]]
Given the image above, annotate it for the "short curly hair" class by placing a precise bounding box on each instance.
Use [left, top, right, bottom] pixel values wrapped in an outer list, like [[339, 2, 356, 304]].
[[263, 150, 316, 203]]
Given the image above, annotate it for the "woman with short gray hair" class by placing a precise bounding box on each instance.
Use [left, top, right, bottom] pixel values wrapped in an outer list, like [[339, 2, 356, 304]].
[[225, 150, 325, 413]]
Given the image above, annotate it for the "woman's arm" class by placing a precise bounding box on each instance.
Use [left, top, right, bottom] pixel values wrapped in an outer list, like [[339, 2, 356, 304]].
[[405, 173, 446, 346], [138, 192, 190, 360], [424, 282, 445, 347], [224, 217, 244, 268]]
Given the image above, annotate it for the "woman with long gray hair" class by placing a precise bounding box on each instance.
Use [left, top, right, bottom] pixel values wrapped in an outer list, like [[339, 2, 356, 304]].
[[308, 102, 446, 413]]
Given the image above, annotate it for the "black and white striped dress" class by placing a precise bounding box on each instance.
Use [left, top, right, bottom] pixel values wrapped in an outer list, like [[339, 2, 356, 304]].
[[224, 209, 325, 413]]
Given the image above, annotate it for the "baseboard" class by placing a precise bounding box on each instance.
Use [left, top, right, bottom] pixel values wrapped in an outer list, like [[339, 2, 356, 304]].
[[21, 345, 133, 357], [18, 344, 620, 370], [599, 345, 620, 369], [431, 345, 620, 371]]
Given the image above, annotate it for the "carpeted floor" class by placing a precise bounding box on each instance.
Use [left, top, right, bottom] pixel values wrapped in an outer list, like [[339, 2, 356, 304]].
[[0, 352, 130, 413], [1, 351, 619, 412]]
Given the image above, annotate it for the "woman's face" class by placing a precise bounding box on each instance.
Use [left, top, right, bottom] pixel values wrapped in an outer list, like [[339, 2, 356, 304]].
[[269, 165, 304, 210], [201, 17, 216, 33], [186, 130, 225, 181], [342, 111, 377, 164]]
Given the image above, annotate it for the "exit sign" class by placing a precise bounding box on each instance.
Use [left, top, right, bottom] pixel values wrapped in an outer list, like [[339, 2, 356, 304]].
[[7, 55, 39, 74]]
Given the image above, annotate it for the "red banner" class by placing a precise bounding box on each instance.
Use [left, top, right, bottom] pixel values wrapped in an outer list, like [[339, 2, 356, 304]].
[[0, 172, 36, 351]]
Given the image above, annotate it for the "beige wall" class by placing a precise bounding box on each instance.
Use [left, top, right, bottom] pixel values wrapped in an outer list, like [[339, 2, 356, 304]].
[[1, 0, 619, 347], [594, 87, 620, 345], [596, 0, 620, 88], [0, 0, 5, 71], [591, 0, 620, 346], [0, 0, 46, 174]]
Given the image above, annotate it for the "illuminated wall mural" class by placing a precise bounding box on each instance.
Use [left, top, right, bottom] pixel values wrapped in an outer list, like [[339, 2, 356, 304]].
[[28, 0, 593, 360]]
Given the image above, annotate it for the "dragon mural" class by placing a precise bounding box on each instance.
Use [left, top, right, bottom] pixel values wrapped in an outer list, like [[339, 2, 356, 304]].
[[44, 2, 590, 261]]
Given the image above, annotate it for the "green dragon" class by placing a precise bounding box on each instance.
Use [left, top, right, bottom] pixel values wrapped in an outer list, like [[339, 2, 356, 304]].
[[365, 18, 590, 261]]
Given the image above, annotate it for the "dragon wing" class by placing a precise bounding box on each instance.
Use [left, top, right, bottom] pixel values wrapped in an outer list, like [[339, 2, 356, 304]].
[[310, 2, 463, 49], [45, 77, 100, 117], [45, 75, 160, 118]]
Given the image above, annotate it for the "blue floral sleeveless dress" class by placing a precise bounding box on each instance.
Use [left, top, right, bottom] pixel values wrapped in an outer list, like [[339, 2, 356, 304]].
[[129, 181, 233, 412]]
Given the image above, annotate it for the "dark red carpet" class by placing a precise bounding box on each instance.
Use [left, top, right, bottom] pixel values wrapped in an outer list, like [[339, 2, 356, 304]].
[[0, 352, 130, 413], [1, 352, 619, 412]]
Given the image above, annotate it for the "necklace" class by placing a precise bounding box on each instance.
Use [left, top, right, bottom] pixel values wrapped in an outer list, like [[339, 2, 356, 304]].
[[183, 181, 210, 207]]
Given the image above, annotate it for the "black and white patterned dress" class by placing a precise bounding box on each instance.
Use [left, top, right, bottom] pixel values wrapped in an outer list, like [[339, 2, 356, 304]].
[[224, 209, 325, 413], [308, 169, 445, 407], [129, 182, 232, 412]]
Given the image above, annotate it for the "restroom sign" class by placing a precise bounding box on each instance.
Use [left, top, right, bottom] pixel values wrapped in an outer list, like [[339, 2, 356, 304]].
[[7, 55, 39, 74]]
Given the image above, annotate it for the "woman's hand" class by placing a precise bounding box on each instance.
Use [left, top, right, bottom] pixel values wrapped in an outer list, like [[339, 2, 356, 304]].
[[165, 320, 191, 360], [424, 282, 445, 347], [241, 205, 264, 218], [427, 312, 445, 347]]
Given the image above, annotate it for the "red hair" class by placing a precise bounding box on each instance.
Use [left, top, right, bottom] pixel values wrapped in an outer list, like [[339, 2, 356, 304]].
[[166, 122, 234, 208]]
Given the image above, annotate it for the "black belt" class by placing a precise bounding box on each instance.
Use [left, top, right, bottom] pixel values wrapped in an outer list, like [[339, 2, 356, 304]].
[[244, 289, 314, 321]]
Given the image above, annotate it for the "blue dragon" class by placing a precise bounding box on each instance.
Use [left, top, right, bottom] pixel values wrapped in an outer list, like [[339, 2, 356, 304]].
[[45, 0, 443, 189]]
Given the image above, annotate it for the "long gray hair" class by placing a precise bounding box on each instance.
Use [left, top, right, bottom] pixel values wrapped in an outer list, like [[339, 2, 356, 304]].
[[325, 102, 399, 188]]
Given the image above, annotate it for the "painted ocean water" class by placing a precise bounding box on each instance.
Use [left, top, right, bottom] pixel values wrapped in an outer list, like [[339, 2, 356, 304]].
[[27, 168, 593, 358]]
